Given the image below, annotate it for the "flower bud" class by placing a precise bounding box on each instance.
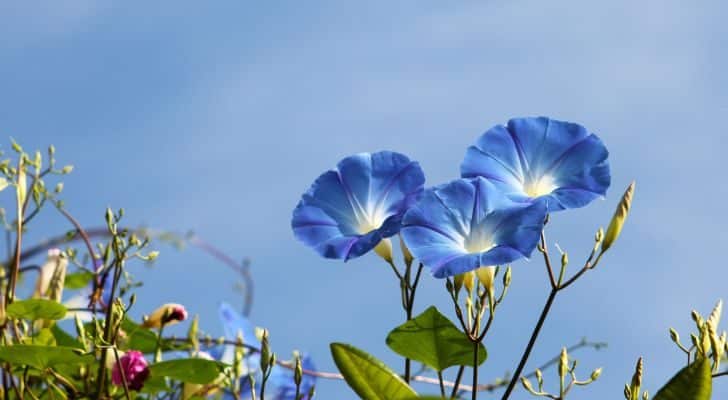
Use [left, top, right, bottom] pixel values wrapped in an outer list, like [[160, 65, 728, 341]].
[[111, 350, 149, 391], [462, 271, 475, 295], [707, 299, 723, 332], [602, 181, 635, 253], [591, 368, 602, 381], [294, 354, 303, 386], [669, 328, 680, 344], [11, 139, 22, 153], [142, 303, 188, 329], [445, 279, 454, 294], [260, 329, 271, 373], [475, 266, 495, 296], [630, 357, 643, 391], [188, 315, 199, 353], [374, 239, 393, 265], [16, 160, 26, 212], [61, 165, 74, 174], [502, 266, 512, 287], [691, 310, 702, 324], [453, 274, 464, 294], [520, 377, 536, 394], [399, 236, 414, 267], [74, 314, 88, 349], [535, 368, 543, 386], [558, 347, 569, 380]]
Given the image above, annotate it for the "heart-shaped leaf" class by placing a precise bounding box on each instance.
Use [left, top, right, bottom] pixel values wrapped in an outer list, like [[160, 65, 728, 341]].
[[386, 306, 486, 371], [6, 299, 67, 321], [330, 342, 417, 400], [148, 358, 227, 384], [653, 358, 712, 400], [0, 345, 91, 369]]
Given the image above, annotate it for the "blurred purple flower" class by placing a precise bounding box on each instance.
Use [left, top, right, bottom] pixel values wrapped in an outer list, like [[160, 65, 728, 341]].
[[111, 350, 150, 391]]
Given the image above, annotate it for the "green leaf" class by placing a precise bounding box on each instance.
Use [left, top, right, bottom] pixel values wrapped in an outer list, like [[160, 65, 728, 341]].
[[120, 318, 187, 353], [148, 358, 226, 384], [386, 306, 486, 371], [0, 345, 91, 369], [28, 328, 57, 346], [64, 271, 95, 289], [6, 299, 67, 320], [50, 325, 84, 349], [139, 375, 171, 394], [653, 358, 712, 400], [330, 342, 417, 400]]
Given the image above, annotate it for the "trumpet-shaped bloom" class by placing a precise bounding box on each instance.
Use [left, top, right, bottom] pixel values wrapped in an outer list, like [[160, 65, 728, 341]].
[[292, 151, 425, 260], [461, 117, 610, 212], [216, 303, 317, 400], [401, 177, 547, 278]]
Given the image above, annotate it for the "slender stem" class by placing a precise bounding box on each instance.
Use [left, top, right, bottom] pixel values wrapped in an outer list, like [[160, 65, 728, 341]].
[[540, 231, 557, 289], [2, 364, 9, 398], [7, 199, 24, 305], [713, 371, 728, 378], [472, 341, 479, 400], [95, 256, 123, 397], [112, 347, 132, 400], [500, 289, 557, 400], [438, 371, 446, 398], [450, 366, 465, 398], [403, 264, 424, 384], [48, 369, 78, 397], [154, 324, 166, 362]]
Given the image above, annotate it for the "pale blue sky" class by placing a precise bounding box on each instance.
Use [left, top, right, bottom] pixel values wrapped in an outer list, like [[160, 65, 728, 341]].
[[1, 1, 727, 398]]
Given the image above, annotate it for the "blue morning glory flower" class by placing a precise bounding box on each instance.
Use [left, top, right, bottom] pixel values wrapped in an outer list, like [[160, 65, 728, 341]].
[[461, 117, 610, 212], [401, 177, 547, 278], [292, 151, 425, 261], [216, 303, 317, 400]]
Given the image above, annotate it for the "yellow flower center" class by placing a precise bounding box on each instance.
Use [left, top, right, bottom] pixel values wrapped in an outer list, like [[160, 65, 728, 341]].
[[523, 175, 557, 198]]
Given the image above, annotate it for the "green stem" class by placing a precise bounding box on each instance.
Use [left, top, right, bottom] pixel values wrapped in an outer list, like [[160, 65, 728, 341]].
[[438, 371, 446, 398], [95, 257, 123, 397], [450, 366, 465, 399], [472, 341, 479, 400]]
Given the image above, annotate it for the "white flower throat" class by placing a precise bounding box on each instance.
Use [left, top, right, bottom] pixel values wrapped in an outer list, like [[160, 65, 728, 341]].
[[523, 175, 557, 198]]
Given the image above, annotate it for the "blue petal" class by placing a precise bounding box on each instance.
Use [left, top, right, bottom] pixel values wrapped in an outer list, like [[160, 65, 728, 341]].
[[402, 177, 547, 278], [217, 302, 261, 368], [292, 151, 425, 260], [219, 302, 259, 347], [267, 354, 317, 400], [461, 117, 610, 211]]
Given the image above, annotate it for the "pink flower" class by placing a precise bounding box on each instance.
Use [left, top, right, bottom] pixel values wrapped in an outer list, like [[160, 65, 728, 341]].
[[112, 350, 150, 390]]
